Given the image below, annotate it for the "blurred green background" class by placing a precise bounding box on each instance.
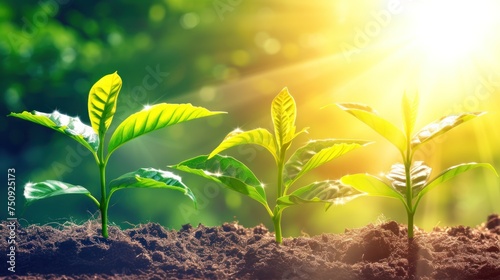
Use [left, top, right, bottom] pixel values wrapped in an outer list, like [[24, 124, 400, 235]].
[[2, 0, 500, 237]]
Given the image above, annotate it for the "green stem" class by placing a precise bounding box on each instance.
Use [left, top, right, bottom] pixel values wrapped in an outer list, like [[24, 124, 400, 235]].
[[273, 144, 287, 244], [404, 143, 414, 239], [97, 136, 109, 238], [277, 164, 284, 197], [407, 209, 415, 239], [277, 155, 286, 197], [272, 209, 283, 244], [99, 161, 108, 238]]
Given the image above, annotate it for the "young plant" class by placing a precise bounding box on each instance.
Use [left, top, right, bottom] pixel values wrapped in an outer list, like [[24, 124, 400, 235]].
[[170, 88, 369, 243], [9, 72, 225, 238], [337, 94, 497, 239]]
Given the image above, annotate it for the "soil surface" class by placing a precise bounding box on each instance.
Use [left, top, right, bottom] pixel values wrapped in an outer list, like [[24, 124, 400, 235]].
[[1, 214, 500, 280]]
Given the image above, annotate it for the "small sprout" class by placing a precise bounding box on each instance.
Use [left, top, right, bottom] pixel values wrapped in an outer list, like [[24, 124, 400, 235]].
[[171, 87, 370, 243], [9, 71, 225, 238], [338, 93, 497, 239]]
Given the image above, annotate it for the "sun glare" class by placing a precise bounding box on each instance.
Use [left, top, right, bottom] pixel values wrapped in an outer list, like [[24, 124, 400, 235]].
[[410, 0, 496, 61]]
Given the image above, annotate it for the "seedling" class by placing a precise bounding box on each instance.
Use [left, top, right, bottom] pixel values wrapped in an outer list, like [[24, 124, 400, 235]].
[[9, 72, 225, 238], [170, 88, 368, 243], [337, 94, 497, 239]]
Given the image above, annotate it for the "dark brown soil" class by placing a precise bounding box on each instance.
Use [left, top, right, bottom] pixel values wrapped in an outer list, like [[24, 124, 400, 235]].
[[1, 214, 500, 280]]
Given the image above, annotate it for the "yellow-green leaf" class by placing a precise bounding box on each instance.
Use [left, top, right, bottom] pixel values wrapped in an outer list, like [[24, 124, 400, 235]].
[[208, 128, 278, 163], [108, 103, 226, 155], [416, 163, 497, 203], [170, 155, 268, 208], [272, 87, 297, 147], [8, 110, 99, 152], [284, 140, 369, 188], [341, 173, 404, 202], [411, 112, 485, 151], [88, 72, 122, 137], [277, 180, 364, 211], [337, 103, 407, 154]]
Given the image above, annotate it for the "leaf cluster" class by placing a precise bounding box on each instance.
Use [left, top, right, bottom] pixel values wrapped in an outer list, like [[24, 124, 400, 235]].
[[338, 94, 497, 237], [171, 88, 369, 242], [9, 72, 224, 237]]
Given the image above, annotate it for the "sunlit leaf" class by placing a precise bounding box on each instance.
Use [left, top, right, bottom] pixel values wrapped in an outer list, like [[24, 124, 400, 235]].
[[272, 87, 297, 147], [411, 112, 484, 150], [337, 103, 407, 154], [385, 161, 431, 196], [284, 139, 369, 188], [416, 163, 497, 202], [108, 103, 225, 155], [290, 127, 309, 142], [208, 128, 278, 163], [341, 173, 404, 202], [277, 180, 364, 211], [170, 155, 268, 208], [109, 168, 196, 207], [24, 180, 98, 207], [88, 71, 122, 138], [402, 93, 419, 137], [8, 110, 99, 152]]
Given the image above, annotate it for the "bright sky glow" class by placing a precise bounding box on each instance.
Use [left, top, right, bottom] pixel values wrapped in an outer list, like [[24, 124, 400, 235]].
[[410, 0, 496, 62]]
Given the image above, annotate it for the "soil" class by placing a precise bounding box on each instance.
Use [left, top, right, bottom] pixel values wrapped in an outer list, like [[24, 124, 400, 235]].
[[1, 214, 500, 280]]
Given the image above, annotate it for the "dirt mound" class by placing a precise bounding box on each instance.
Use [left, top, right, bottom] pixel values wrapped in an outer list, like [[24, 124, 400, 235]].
[[1, 214, 499, 279]]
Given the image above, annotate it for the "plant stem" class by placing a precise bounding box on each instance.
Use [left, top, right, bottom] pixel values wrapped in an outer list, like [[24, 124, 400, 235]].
[[97, 137, 109, 238], [273, 210, 283, 244], [404, 141, 414, 239], [99, 161, 108, 238], [277, 153, 286, 197], [273, 144, 287, 244], [277, 166, 284, 198], [407, 209, 415, 239], [404, 159, 413, 237]]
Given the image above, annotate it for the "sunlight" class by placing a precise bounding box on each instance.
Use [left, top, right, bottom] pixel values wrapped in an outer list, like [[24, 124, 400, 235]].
[[410, 0, 496, 62]]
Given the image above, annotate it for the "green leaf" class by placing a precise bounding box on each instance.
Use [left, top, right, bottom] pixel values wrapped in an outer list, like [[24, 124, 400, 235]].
[[416, 163, 498, 202], [277, 180, 364, 210], [208, 128, 278, 163], [88, 71, 122, 138], [170, 155, 268, 208], [108, 103, 226, 155], [284, 139, 369, 188], [272, 87, 297, 147], [24, 180, 98, 207], [337, 103, 407, 154], [402, 93, 419, 137], [411, 112, 485, 150], [290, 127, 309, 142], [8, 110, 99, 153], [109, 168, 196, 207], [341, 173, 404, 202], [385, 161, 431, 196]]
